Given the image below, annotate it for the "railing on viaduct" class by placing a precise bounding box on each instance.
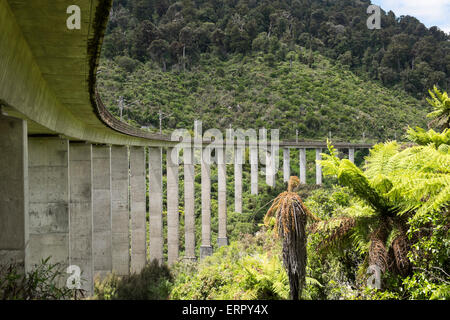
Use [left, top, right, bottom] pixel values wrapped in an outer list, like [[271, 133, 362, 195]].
[[0, 0, 374, 296]]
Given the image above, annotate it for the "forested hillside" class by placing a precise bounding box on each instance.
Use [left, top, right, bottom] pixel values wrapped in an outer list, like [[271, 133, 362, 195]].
[[97, 0, 450, 140], [102, 0, 449, 97], [98, 53, 427, 141]]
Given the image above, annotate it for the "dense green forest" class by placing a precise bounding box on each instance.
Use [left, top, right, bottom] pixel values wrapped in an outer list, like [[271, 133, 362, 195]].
[[97, 0, 450, 140], [101, 0, 450, 98]]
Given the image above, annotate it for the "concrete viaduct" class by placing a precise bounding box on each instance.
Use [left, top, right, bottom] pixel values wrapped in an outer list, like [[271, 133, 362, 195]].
[[0, 0, 372, 295]]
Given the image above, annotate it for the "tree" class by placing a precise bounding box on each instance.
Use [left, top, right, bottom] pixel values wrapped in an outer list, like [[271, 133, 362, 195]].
[[264, 177, 319, 300], [316, 138, 449, 285], [132, 21, 160, 61], [149, 39, 170, 71]]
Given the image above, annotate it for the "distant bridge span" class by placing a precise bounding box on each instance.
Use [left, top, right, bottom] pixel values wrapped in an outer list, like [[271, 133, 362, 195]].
[[0, 0, 373, 295]]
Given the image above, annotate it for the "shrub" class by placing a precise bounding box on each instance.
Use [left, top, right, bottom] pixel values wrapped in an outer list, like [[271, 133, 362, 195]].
[[94, 260, 173, 300], [0, 258, 77, 300]]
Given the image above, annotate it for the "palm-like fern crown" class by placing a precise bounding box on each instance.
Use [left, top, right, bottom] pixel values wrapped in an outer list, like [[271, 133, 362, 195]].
[[314, 133, 449, 277], [265, 176, 318, 237], [426, 86, 450, 130]]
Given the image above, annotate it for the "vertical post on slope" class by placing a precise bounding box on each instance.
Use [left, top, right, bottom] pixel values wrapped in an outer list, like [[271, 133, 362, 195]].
[[234, 146, 243, 213], [148, 147, 163, 264], [129, 146, 146, 273], [92, 145, 112, 280], [200, 148, 212, 259], [183, 147, 196, 261], [349, 148, 355, 164], [299, 148, 307, 184], [167, 147, 179, 265], [69, 143, 94, 295], [316, 148, 322, 186], [250, 144, 258, 195], [28, 137, 69, 284], [0, 115, 28, 271], [111, 145, 130, 276], [283, 148, 290, 183], [217, 144, 228, 247]]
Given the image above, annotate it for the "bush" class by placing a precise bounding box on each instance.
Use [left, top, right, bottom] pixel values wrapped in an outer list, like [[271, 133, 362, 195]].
[[0, 258, 76, 300], [94, 260, 173, 300], [170, 231, 293, 300], [115, 56, 139, 73]]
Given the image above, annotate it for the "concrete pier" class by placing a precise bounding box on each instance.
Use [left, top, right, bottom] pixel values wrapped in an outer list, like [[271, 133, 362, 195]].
[[148, 148, 163, 264], [234, 147, 243, 214], [0, 116, 28, 269], [92, 145, 112, 279], [69, 143, 93, 295], [167, 147, 179, 265], [283, 148, 290, 183], [129, 147, 146, 273], [183, 147, 196, 260], [28, 138, 69, 276], [111, 146, 130, 276], [217, 146, 228, 247], [266, 148, 276, 187], [299, 148, 307, 184], [316, 148, 322, 186], [200, 149, 212, 259], [349, 148, 355, 164], [250, 146, 258, 195]]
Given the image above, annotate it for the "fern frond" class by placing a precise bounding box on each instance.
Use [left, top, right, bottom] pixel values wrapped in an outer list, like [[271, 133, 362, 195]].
[[364, 141, 399, 178]]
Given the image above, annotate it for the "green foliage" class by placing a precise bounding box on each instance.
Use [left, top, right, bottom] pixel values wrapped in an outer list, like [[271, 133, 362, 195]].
[[94, 260, 173, 300], [170, 231, 314, 300], [313, 130, 449, 299], [0, 258, 77, 300], [406, 127, 450, 147], [426, 86, 450, 129], [103, 0, 449, 97], [98, 52, 427, 141]]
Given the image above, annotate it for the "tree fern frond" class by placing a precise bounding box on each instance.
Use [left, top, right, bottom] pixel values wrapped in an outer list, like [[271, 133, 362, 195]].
[[364, 141, 400, 178]]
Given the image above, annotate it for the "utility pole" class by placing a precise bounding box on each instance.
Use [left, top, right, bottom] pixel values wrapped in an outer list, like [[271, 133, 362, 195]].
[[296, 130, 299, 143], [158, 109, 173, 134], [118, 96, 124, 121]]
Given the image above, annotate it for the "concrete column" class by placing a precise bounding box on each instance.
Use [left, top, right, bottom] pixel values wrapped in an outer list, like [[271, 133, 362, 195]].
[[266, 147, 276, 187], [69, 143, 93, 295], [167, 147, 179, 265], [92, 145, 112, 279], [200, 149, 212, 259], [217, 146, 228, 247], [111, 146, 130, 276], [129, 147, 146, 273], [28, 138, 69, 279], [0, 115, 28, 270], [148, 147, 163, 264], [316, 148, 322, 186], [283, 148, 290, 183], [299, 148, 307, 184], [250, 146, 258, 195], [183, 147, 196, 261], [234, 147, 243, 214], [349, 148, 355, 164]]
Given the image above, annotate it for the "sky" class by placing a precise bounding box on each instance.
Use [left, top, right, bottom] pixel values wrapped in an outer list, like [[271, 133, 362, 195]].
[[372, 0, 450, 34]]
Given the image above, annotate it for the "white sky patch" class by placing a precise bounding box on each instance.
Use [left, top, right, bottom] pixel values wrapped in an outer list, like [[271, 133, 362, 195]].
[[372, 0, 450, 33]]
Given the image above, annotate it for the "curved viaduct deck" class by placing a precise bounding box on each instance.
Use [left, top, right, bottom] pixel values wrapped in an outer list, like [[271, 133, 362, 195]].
[[0, 0, 172, 146]]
